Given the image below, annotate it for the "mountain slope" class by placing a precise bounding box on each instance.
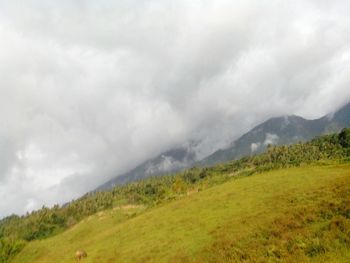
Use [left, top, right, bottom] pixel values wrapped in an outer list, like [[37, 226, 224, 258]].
[[12, 163, 350, 263], [97, 102, 350, 190], [4, 129, 350, 262], [96, 144, 197, 191], [201, 102, 350, 166]]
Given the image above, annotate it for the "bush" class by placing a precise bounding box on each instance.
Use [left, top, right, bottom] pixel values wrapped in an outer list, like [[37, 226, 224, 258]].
[[339, 128, 350, 147], [0, 238, 26, 263]]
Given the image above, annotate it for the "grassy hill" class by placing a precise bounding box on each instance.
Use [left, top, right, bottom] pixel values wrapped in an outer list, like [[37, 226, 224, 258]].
[[2, 128, 350, 262], [11, 163, 350, 262]]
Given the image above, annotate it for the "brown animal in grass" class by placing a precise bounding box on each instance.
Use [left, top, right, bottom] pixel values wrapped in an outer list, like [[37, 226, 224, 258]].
[[75, 250, 87, 261]]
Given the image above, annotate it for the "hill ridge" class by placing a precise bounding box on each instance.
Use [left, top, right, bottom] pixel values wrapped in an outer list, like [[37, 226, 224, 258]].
[[96, 102, 350, 190]]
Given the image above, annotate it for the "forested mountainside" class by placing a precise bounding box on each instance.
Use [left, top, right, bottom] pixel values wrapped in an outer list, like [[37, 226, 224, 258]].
[[97, 103, 350, 191]]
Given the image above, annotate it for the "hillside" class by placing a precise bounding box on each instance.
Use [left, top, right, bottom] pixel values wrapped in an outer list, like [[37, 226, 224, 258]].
[[11, 164, 350, 262], [96, 144, 197, 191], [97, 102, 350, 190], [2, 128, 350, 262], [200, 102, 350, 166]]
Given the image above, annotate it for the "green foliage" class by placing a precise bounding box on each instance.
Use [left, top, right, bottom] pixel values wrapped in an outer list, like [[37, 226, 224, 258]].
[[172, 177, 186, 194], [339, 128, 350, 151], [11, 164, 350, 262], [1, 128, 350, 262], [201, 176, 350, 262], [0, 238, 26, 263]]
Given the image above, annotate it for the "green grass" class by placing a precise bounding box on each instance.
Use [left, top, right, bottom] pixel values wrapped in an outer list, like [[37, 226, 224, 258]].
[[11, 163, 350, 263]]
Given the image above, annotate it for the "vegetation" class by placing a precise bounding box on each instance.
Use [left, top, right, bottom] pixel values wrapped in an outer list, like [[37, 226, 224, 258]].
[[1, 128, 350, 262], [10, 164, 350, 262]]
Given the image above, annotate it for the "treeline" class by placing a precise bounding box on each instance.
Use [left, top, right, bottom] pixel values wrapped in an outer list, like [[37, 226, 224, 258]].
[[1, 128, 350, 262]]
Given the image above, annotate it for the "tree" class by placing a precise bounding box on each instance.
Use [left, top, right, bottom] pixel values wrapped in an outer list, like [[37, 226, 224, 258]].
[[339, 128, 350, 148], [172, 177, 186, 194]]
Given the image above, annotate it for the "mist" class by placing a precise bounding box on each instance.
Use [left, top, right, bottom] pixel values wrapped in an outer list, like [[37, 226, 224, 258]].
[[1, 0, 350, 217]]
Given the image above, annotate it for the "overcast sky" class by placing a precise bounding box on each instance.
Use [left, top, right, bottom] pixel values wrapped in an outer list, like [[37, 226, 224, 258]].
[[1, 0, 350, 218]]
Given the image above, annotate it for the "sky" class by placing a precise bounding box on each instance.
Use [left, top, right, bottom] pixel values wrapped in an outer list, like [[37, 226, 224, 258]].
[[1, 0, 350, 218]]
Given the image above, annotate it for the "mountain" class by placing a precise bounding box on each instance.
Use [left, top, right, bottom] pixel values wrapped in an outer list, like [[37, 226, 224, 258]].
[[96, 143, 197, 191], [5, 116, 350, 263], [96, 102, 350, 190], [5, 129, 350, 263], [200, 102, 350, 166]]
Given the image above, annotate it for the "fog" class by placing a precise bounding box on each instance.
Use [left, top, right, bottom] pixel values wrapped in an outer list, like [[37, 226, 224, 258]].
[[1, 0, 350, 217]]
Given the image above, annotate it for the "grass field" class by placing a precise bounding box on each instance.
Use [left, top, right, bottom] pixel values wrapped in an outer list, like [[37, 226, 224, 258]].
[[11, 163, 350, 263]]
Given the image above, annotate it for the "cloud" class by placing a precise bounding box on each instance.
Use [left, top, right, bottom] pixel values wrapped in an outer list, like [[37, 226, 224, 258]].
[[1, 0, 350, 217], [145, 155, 188, 176], [264, 134, 280, 146], [250, 143, 261, 153]]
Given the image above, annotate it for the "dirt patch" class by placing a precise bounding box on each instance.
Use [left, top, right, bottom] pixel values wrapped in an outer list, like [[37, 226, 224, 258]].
[[113, 204, 146, 210], [186, 189, 199, 196]]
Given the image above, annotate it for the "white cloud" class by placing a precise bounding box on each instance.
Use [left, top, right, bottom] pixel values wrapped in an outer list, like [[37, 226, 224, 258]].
[[1, 0, 350, 217], [145, 156, 187, 176], [250, 143, 261, 153], [264, 133, 280, 146]]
